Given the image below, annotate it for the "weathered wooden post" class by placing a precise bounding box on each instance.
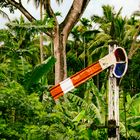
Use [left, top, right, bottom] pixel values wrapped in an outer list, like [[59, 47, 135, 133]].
[[108, 43, 119, 140], [108, 43, 128, 140]]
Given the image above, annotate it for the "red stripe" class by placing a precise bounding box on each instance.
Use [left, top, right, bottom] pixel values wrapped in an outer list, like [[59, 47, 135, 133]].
[[50, 84, 63, 98], [50, 62, 102, 100], [71, 62, 102, 87], [54, 92, 64, 100]]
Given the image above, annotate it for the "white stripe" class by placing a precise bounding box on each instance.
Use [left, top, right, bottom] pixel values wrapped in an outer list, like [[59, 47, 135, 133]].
[[60, 78, 74, 94], [99, 52, 116, 70]]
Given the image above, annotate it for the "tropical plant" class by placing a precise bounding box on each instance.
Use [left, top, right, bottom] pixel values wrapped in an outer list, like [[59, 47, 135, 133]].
[[1, 3, 140, 140], [119, 92, 140, 139], [0, 41, 56, 140], [0, 18, 39, 85], [0, 0, 91, 84]]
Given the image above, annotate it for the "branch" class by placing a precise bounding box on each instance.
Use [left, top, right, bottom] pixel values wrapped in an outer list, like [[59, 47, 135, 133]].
[[0, 9, 10, 21], [60, 0, 90, 35], [7, 0, 52, 37], [7, 0, 35, 22]]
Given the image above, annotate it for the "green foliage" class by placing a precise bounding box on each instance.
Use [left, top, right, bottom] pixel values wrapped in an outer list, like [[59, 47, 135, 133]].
[[1, 3, 140, 140], [0, 81, 47, 139], [26, 56, 56, 89], [7, 14, 55, 33], [0, 80, 107, 139], [122, 50, 140, 94], [119, 92, 140, 139]]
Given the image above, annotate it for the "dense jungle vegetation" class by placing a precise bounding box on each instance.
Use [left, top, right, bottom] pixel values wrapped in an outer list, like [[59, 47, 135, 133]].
[[0, 1, 140, 140]]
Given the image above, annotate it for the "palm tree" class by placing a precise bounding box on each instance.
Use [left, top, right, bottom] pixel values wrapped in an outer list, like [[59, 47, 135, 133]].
[[90, 5, 140, 139], [91, 5, 140, 57], [0, 17, 41, 83], [128, 11, 140, 59]]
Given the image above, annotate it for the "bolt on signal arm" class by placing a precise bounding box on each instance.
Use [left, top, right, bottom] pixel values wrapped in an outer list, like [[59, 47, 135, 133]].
[[50, 47, 128, 100]]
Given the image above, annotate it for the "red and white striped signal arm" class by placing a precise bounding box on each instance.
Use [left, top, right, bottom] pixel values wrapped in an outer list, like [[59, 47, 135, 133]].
[[49, 47, 127, 100]]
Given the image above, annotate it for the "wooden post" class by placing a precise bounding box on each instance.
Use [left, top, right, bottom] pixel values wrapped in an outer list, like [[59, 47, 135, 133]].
[[108, 43, 120, 140]]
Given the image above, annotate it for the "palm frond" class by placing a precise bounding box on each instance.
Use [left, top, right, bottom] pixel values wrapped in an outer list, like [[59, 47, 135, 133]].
[[119, 122, 129, 138], [127, 93, 140, 115], [88, 33, 110, 51], [102, 5, 114, 22], [126, 116, 140, 125], [133, 10, 140, 17], [129, 129, 140, 139], [72, 110, 85, 123], [67, 93, 102, 123], [116, 7, 123, 18]]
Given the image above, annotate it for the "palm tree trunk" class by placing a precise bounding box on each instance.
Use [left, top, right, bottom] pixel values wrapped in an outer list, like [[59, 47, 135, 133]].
[[40, 33, 44, 63], [40, 0, 44, 63]]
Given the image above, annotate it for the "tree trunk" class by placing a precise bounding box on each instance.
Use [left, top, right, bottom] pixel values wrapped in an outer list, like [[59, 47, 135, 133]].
[[54, 0, 90, 84], [40, 0, 44, 63], [6, 0, 91, 84], [53, 26, 67, 84]]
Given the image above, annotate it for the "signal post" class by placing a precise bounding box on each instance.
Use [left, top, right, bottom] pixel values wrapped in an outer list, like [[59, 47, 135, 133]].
[[108, 42, 128, 140], [49, 44, 128, 139]]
